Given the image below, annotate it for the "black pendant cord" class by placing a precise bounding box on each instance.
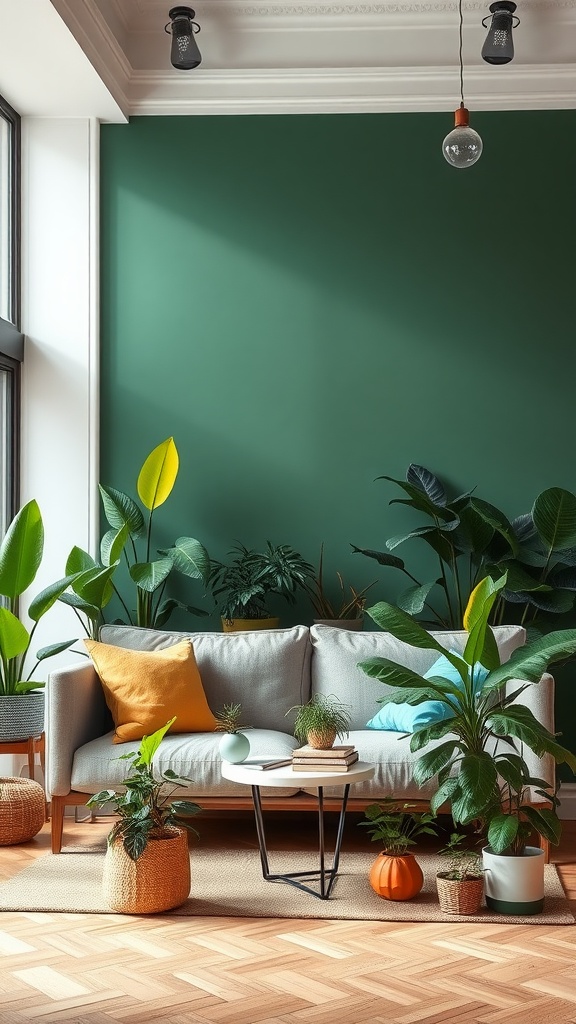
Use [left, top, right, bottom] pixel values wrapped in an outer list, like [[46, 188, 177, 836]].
[[459, 0, 465, 107]]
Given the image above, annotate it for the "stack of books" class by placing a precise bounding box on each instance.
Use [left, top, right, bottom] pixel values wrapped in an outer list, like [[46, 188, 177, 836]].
[[291, 744, 359, 772]]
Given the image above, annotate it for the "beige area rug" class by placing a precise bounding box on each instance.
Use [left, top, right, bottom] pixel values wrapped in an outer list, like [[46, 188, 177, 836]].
[[0, 847, 573, 924]]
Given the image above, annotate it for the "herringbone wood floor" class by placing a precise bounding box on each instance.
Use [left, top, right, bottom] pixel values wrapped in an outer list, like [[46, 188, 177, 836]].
[[1, 813, 576, 1024]]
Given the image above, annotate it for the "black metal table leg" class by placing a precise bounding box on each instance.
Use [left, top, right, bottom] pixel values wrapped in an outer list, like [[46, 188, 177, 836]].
[[250, 782, 351, 900]]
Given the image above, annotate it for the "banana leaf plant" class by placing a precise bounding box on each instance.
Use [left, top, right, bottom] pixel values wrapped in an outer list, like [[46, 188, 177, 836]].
[[352, 464, 576, 633], [0, 500, 77, 694], [359, 575, 576, 855], [59, 438, 211, 633]]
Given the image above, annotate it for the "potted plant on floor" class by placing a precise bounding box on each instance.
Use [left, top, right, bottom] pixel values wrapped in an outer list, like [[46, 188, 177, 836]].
[[304, 544, 375, 629], [210, 541, 314, 632], [359, 798, 437, 901], [436, 832, 484, 915], [286, 694, 352, 750], [0, 499, 77, 742], [358, 573, 576, 914], [215, 702, 251, 763], [87, 718, 202, 914]]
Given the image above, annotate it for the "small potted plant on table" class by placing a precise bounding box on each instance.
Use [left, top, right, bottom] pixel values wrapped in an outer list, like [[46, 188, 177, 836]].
[[360, 798, 437, 900], [287, 694, 352, 750], [87, 718, 201, 914], [215, 702, 251, 763]]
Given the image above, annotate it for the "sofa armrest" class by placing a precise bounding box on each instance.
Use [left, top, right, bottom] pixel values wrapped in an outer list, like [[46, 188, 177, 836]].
[[504, 672, 555, 793], [46, 660, 109, 796]]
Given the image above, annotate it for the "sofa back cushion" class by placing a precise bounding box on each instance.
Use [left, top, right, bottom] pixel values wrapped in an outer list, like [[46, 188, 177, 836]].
[[99, 624, 312, 731], [310, 624, 526, 730]]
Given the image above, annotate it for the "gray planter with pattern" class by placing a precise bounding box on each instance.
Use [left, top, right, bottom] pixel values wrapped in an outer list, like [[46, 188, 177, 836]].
[[0, 693, 45, 741]]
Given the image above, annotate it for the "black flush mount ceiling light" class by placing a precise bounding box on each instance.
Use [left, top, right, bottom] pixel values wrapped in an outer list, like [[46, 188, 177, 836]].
[[481, 2, 520, 65], [165, 6, 202, 70]]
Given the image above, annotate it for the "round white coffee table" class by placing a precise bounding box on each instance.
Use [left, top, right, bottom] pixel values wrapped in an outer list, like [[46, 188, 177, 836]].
[[221, 760, 375, 899]]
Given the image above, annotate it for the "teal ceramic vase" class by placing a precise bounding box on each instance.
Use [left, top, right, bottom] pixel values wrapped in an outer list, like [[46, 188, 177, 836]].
[[219, 732, 250, 763]]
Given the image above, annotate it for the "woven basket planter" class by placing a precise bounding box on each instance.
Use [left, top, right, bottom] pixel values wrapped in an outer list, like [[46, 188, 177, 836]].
[[0, 777, 45, 845], [102, 826, 191, 914], [0, 693, 44, 742], [436, 872, 484, 915]]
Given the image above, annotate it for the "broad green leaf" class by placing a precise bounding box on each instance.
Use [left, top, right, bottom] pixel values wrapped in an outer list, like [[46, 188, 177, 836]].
[[66, 546, 97, 575], [451, 503, 495, 556], [100, 523, 130, 567], [549, 566, 576, 591], [137, 437, 179, 511], [365, 603, 464, 677], [15, 680, 45, 693], [457, 753, 498, 819], [0, 607, 29, 660], [410, 718, 458, 753], [139, 717, 176, 766], [0, 500, 44, 600], [522, 805, 562, 846], [386, 522, 459, 551], [469, 498, 518, 556], [518, 589, 575, 614], [171, 799, 202, 817], [73, 564, 117, 608], [36, 639, 76, 661], [58, 592, 101, 622], [99, 485, 145, 535], [512, 513, 536, 543], [463, 575, 506, 671], [482, 629, 576, 692], [489, 561, 551, 594], [487, 813, 519, 853], [430, 777, 459, 815], [489, 705, 576, 772], [533, 487, 576, 552], [495, 753, 526, 792], [358, 656, 464, 700], [396, 581, 438, 616], [162, 537, 210, 583], [28, 573, 83, 621], [406, 464, 447, 506], [129, 558, 173, 593], [350, 545, 404, 570], [413, 741, 459, 785]]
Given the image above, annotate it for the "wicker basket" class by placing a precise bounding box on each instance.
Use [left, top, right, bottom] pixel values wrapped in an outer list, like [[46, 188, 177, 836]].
[[103, 826, 191, 914], [436, 871, 484, 915], [0, 777, 45, 845]]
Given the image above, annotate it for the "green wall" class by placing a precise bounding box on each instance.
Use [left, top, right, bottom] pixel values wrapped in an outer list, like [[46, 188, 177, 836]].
[[100, 111, 576, 772]]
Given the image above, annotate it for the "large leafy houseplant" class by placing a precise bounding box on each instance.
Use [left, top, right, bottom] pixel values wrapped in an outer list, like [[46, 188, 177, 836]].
[[87, 718, 201, 860], [352, 463, 576, 633], [210, 541, 314, 623], [0, 499, 76, 697], [60, 437, 211, 633], [359, 574, 576, 855]]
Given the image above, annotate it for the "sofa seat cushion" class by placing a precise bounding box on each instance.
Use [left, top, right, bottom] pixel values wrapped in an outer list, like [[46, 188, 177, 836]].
[[99, 624, 311, 732], [70, 729, 301, 797], [310, 624, 526, 730]]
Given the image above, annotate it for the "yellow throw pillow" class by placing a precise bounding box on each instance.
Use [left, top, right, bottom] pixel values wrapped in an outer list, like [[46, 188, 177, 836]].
[[84, 638, 217, 743]]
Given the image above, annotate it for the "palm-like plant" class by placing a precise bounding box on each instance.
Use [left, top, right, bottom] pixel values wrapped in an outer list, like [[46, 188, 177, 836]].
[[352, 463, 576, 632], [359, 574, 576, 855], [210, 542, 314, 622]]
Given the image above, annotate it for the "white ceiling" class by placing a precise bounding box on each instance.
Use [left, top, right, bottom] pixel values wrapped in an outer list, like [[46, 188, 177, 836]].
[[1, 0, 576, 121]]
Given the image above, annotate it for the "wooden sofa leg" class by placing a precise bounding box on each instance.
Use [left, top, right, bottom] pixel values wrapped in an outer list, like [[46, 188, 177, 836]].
[[51, 796, 66, 853], [540, 836, 550, 864]]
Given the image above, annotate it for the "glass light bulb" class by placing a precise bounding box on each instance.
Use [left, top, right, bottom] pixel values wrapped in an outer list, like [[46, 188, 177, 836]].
[[442, 125, 483, 168]]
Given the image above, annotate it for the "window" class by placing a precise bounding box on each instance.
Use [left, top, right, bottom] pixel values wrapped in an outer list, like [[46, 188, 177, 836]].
[[0, 93, 22, 537]]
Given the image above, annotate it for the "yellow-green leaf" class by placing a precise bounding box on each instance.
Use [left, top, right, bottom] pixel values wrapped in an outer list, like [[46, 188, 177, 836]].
[[137, 438, 179, 511]]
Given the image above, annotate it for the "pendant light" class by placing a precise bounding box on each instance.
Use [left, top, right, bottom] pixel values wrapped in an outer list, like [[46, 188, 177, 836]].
[[442, 0, 483, 169], [165, 6, 202, 70], [482, 2, 519, 66]]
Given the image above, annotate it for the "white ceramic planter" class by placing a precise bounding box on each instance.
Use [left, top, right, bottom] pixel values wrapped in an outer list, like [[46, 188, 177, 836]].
[[482, 845, 545, 915], [219, 731, 250, 763]]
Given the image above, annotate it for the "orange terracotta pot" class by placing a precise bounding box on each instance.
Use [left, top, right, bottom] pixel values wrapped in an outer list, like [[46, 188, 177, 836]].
[[369, 852, 424, 901]]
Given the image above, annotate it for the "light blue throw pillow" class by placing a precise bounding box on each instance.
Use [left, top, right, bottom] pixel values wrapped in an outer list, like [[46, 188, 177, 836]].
[[365, 652, 488, 734]]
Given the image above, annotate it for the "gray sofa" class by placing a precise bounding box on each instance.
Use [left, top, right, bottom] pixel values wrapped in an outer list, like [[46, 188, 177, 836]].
[[47, 622, 554, 852]]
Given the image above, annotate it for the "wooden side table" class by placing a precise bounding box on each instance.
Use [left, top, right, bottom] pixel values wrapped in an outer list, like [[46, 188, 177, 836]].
[[0, 733, 47, 819]]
